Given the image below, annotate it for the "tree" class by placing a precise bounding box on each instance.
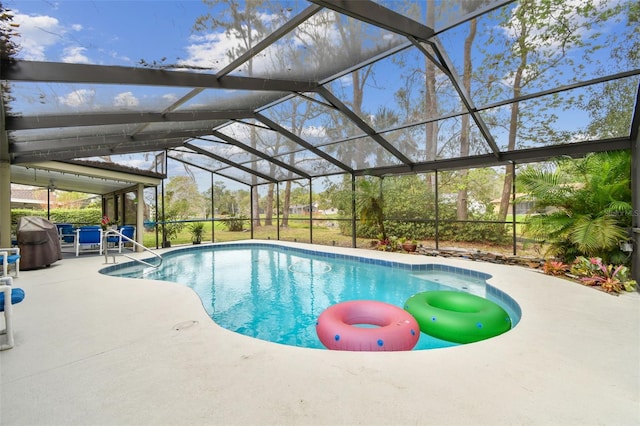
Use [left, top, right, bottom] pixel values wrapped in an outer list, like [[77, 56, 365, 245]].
[[264, 183, 275, 226], [479, 0, 624, 223], [456, 17, 478, 221], [157, 176, 203, 243], [0, 3, 19, 61], [164, 176, 205, 218], [383, 174, 433, 221], [356, 177, 386, 240], [289, 185, 312, 208], [309, 9, 396, 170], [581, 1, 639, 138], [206, 181, 237, 216], [194, 0, 287, 228], [518, 151, 632, 264], [55, 190, 96, 209], [281, 181, 291, 227], [426, 3, 439, 155]]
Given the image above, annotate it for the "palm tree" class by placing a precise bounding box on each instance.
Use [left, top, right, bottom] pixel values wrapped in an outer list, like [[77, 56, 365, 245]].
[[518, 151, 632, 264], [356, 177, 386, 241]]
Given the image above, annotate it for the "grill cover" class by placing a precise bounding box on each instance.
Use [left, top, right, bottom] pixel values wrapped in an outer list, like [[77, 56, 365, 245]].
[[17, 216, 62, 270]]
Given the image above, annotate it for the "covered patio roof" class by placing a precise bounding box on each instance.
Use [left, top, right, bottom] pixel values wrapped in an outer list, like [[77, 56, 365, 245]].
[[10, 160, 163, 195]]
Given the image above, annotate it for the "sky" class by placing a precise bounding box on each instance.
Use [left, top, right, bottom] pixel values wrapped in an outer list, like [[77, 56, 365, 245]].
[[8, 1, 236, 67]]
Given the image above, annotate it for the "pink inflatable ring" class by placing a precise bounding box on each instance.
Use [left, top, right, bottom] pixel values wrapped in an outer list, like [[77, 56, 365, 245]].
[[316, 300, 420, 351]]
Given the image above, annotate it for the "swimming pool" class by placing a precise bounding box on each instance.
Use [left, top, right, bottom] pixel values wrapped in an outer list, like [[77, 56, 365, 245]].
[[101, 243, 521, 350]]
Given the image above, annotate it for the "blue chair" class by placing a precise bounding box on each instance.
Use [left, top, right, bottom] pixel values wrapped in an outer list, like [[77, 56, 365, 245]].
[[56, 223, 75, 244], [75, 226, 103, 256], [106, 226, 135, 253], [0, 247, 20, 278], [0, 276, 25, 350]]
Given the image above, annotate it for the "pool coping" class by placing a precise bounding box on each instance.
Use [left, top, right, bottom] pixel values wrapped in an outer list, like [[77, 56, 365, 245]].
[[2, 240, 639, 425]]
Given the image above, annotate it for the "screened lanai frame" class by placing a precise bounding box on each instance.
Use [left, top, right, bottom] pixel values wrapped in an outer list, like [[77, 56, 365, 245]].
[[1, 0, 639, 277]]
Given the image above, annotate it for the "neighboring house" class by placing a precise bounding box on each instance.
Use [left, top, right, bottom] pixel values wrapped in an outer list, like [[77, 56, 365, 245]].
[[318, 207, 338, 215], [289, 203, 318, 215], [10, 184, 99, 210], [10, 185, 50, 209], [490, 194, 538, 215]]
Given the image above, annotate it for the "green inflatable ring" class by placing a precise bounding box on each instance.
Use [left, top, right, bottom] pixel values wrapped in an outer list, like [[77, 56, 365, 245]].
[[404, 291, 511, 344]]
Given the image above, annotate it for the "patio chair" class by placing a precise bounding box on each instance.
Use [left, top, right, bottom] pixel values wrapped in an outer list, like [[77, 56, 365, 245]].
[[0, 247, 20, 278], [56, 223, 75, 244], [0, 276, 26, 350], [75, 226, 103, 256], [106, 225, 135, 253]]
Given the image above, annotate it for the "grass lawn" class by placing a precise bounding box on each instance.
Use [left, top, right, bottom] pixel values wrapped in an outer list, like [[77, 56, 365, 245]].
[[141, 216, 542, 256], [142, 219, 368, 248]]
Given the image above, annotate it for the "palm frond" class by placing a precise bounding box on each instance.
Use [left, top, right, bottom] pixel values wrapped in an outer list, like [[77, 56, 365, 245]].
[[569, 215, 628, 255], [602, 200, 632, 215], [517, 168, 573, 208]]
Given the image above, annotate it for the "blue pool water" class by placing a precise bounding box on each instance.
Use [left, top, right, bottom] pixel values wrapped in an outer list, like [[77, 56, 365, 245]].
[[101, 243, 521, 350]]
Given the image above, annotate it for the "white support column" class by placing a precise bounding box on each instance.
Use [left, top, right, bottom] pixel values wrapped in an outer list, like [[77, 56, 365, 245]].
[[631, 128, 639, 284], [136, 183, 144, 252], [0, 160, 10, 247], [0, 95, 11, 248]]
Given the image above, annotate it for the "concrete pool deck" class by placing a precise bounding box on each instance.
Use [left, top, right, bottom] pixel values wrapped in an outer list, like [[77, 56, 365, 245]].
[[1, 241, 639, 425]]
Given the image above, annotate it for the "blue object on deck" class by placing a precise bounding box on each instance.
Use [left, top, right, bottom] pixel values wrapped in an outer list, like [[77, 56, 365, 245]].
[[106, 226, 135, 252], [0, 287, 25, 311], [56, 223, 75, 243], [75, 226, 103, 256], [0, 249, 20, 277]]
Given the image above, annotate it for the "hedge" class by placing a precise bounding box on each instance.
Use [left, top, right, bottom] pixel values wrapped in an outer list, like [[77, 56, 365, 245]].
[[11, 208, 103, 227]]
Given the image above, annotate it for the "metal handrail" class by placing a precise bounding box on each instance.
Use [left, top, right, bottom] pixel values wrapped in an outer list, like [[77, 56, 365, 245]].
[[103, 229, 162, 268]]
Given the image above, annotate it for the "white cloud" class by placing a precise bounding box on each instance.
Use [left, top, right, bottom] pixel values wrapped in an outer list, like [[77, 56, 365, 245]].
[[180, 9, 343, 76], [12, 11, 65, 60], [219, 121, 251, 140], [503, 0, 617, 52], [337, 74, 353, 89], [58, 89, 95, 108], [180, 32, 238, 70], [162, 93, 179, 104], [301, 125, 327, 139], [62, 46, 90, 63], [113, 92, 140, 108], [12, 9, 91, 63], [295, 11, 341, 48]]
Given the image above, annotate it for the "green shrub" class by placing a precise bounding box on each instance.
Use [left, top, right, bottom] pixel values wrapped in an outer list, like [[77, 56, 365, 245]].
[[224, 215, 247, 232], [340, 216, 507, 244], [11, 208, 102, 226], [162, 221, 185, 242], [188, 222, 205, 243], [11, 209, 46, 225], [50, 208, 102, 225]]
